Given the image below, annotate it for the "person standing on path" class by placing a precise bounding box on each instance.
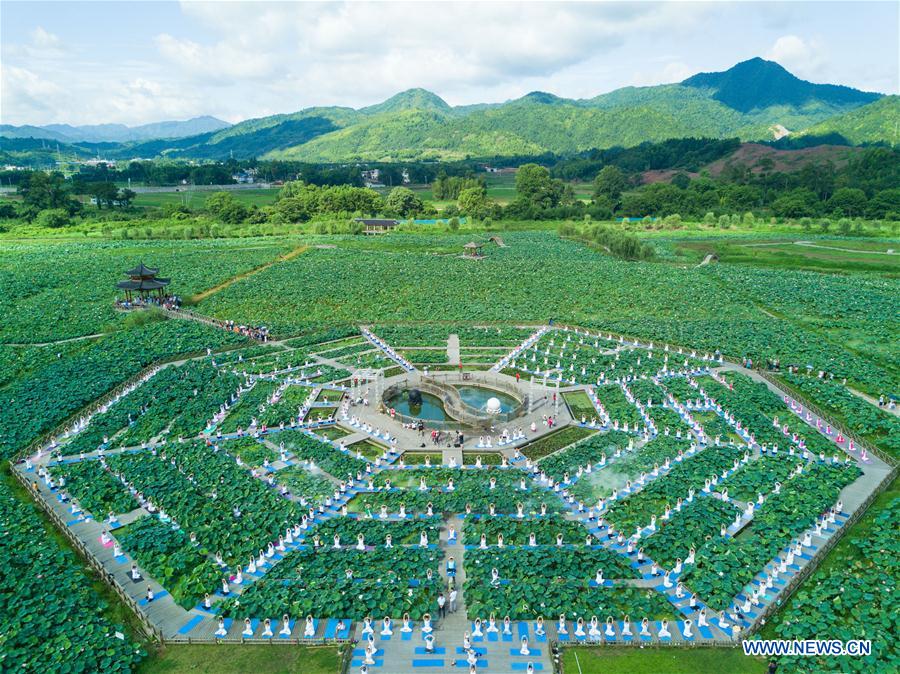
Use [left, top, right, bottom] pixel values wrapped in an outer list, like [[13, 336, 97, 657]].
[[449, 587, 458, 613], [438, 592, 446, 619]]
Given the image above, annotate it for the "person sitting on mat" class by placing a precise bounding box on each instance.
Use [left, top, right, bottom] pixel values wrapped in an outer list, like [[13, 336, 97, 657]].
[[639, 618, 651, 637], [279, 615, 292, 636]]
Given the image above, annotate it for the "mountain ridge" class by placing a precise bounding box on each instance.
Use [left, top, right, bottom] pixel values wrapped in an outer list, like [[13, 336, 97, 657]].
[[0, 116, 231, 143], [2, 59, 892, 162]]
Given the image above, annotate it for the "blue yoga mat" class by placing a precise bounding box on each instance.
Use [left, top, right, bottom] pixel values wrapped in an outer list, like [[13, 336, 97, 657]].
[[455, 660, 486, 668], [302, 619, 319, 638], [512, 664, 543, 671], [351, 659, 383, 668], [277, 620, 296, 638], [241, 618, 260, 637], [412, 660, 444, 667], [178, 615, 205, 635], [698, 625, 715, 639], [138, 590, 168, 606], [517, 622, 529, 639], [511, 648, 542, 657], [414, 647, 446, 654]]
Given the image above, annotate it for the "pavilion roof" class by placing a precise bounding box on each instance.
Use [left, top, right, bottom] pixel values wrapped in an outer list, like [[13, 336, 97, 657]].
[[117, 278, 170, 291], [354, 218, 399, 226], [125, 262, 159, 277]]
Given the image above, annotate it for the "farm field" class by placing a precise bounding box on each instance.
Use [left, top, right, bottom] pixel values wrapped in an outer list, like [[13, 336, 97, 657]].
[[2, 226, 897, 674], [133, 188, 281, 210], [672, 237, 900, 274]]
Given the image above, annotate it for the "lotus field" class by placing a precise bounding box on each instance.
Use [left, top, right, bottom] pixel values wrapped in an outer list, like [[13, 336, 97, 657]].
[[2, 231, 896, 672]]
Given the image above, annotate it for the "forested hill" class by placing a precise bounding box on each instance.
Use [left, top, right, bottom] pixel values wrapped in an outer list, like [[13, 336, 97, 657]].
[[2, 59, 892, 163]]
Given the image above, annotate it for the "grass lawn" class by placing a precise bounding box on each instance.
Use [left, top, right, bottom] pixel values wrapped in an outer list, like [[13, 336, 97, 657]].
[[402, 451, 444, 465], [133, 188, 280, 210], [316, 389, 346, 403], [564, 390, 597, 421], [316, 425, 352, 440], [137, 644, 343, 674], [520, 425, 596, 460], [348, 438, 389, 461], [562, 646, 767, 674], [675, 238, 900, 274]]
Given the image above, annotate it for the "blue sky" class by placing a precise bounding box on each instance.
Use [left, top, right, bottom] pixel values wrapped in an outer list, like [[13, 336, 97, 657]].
[[2, 1, 897, 126]]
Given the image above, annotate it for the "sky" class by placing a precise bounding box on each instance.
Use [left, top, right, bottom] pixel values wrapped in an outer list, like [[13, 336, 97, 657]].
[[2, 1, 898, 127]]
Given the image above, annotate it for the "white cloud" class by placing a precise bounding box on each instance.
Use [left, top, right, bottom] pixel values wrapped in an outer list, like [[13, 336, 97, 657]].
[[767, 35, 827, 79], [629, 61, 694, 87], [30, 26, 61, 49], [2, 1, 895, 126], [158, 1, 714, 105], [155, 33, 278, 82], [0, 64, 68, 120]]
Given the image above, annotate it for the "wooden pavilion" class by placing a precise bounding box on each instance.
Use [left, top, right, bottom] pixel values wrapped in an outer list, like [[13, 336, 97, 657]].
[[116, 263, 170, 301], [355, 218, 400, 235]]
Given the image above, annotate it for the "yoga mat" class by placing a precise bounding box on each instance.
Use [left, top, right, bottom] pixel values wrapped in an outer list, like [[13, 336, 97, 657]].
[[300, 619, 319, 638], [138, 590, 167, 606], [511, 648, 542, 656], [412, 660, 444, 667], [178, 615, 205, 635], [414, 647, 446, 654], [277, 620, 296, 638]]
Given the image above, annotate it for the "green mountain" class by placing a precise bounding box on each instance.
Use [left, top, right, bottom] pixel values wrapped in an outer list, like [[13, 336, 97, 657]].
[[359, 88, 452, 116], [259, 59, 888, 161], [6, 59, 891, 164], [797, 96, 899, 145], [682, 57, 880, 113], [1, 116, 230, 143]]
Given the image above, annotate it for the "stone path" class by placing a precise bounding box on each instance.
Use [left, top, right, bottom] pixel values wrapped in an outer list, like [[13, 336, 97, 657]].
[[447, 334, 461, 365]]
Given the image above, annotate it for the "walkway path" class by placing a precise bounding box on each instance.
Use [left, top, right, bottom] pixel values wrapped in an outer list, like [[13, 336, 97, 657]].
[[447, 334, 461, 365], [5, 332, 105, 347], [846, 386, 899, 418], [189, 244, 309, 302], [794, 240, 897, 255]]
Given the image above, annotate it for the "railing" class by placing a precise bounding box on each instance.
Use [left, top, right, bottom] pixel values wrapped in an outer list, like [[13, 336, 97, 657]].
[[753, 369, 894, 467], [9, 466, 164, 643], [382, 371, 528, 429], [743, 461, 897, 637]]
